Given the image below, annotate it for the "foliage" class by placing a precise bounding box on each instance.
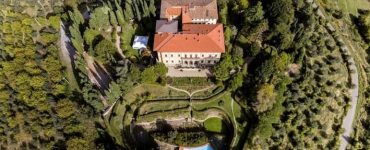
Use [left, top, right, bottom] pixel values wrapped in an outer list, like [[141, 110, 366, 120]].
[[0, 2, 108, 149], [214, 54, 234, 81], [253, 84, 276, 113], [94, 39, 117, 64]]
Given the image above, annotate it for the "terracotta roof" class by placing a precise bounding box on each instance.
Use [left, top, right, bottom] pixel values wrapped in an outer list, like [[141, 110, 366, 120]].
[[165, 7, 182, 17], [160, 0, 218, 20], [154, 24, 225, 53], [181, 6, 192, 24]]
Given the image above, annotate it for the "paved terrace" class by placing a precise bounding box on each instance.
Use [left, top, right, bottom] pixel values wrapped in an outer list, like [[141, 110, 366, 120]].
[[167, 67, 213, 77]]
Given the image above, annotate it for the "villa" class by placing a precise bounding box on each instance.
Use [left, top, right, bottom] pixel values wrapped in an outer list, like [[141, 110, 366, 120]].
[[154, 0, 225, 68]]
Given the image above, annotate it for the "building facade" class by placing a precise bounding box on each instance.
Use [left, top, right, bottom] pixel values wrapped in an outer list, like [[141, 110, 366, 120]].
[[158, 52, 221, 67], [154, 0, 225, 68]]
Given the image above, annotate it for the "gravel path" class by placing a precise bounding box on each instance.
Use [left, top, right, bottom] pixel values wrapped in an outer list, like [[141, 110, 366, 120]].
[[167, 84, 216, 97]]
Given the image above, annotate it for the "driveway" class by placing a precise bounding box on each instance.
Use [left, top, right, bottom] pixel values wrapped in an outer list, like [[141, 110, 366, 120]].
[[167, 67, 213, 77]]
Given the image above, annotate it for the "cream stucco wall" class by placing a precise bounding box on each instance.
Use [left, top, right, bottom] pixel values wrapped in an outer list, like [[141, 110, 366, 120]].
[[158, 52, 221, 67], [191, 18, 217, 24]]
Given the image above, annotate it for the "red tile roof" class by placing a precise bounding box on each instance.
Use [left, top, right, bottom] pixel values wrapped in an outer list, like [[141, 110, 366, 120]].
[[165, 7, 182, 18], [154, 24, 225, 53], [160, 0, 218, 20]]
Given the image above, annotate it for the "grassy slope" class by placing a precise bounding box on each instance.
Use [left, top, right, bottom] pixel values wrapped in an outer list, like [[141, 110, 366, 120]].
[[336, 0, 370, 16]]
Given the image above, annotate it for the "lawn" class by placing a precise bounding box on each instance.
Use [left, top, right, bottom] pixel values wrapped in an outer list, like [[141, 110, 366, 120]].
[[192, 85, 224, 99], [204, 117, 225, 133], [136, 108, 191, 123], [124, 84, 189, 104], [167, 77, 214, 92], [192, 91, 245, 147], [192, 92, 242, 120], [336, 0, 370, 16], [138, 100, 190, 115]]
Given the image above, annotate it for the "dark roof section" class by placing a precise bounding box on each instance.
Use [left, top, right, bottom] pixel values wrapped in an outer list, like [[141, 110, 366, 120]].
[[155, 20, 179, 33]]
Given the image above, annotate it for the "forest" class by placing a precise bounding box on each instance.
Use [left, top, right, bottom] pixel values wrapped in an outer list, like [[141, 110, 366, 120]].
[[0, 0, 369, 149]]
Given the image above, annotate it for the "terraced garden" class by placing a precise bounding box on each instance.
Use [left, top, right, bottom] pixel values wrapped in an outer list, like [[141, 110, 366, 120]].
[[103, 83, 247, 149]]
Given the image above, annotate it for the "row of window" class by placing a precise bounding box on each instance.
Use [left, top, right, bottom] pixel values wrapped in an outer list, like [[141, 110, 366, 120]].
[[165, 60, 217, 64], [164, 54, 218, 58]]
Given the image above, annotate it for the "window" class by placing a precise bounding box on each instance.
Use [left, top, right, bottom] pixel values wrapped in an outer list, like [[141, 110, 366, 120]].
[[214, 60, 217, 63], [201, 60, 204, 63], [172, 60, 174, 63], [185, 54, 187, 58], [209, 54, 211, 57], [195, 54, 198, 58], [166, 60, 168, 63], [190, 54, 192, 58], [171, 54, 173, 57], [202, 54, 204, 57], [165, 54, 167, 57], [215, 54, 217, 57], [178, 54, 181, 57], [208, 60, 211, 63]]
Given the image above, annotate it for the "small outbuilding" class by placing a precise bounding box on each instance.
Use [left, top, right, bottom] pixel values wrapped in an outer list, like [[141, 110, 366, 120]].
[[132, 36, 149, 50]]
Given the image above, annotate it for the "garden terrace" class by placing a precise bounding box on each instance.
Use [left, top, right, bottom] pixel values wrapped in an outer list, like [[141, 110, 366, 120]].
[[104, 83, 246, 149]]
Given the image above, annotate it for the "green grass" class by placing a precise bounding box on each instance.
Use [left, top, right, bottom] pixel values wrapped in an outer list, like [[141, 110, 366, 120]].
[[138, 100, 189, 115], [192, 92, 242, 120], [168, 77, 212, 86], [192, 91, 244, 147], [136, 109, 191, 123], [168, 77, 214, 92], [124, 84, 189, 104], [204, 117, 224, 133], [336, 0, 370, 16]]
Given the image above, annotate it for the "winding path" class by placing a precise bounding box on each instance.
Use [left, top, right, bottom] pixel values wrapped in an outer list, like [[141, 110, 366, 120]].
[[307, 1, 360, 149], [230, 99, 238, 146], [167, 84, 216, 97]]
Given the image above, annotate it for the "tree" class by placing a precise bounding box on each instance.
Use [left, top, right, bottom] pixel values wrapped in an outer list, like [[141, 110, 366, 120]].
[[359, 11, 370, 41], [273, 52, 291, 72], [109, 10, 118, 26], [89, 6, 111, 30], [48, 16, 61, 30], [129, 65, 141, 83], [105, 82, 122, 104], [214, 54, 234, 81], [253, 84, 276, 113], [56, 99, 77, 119], [141, 67, 157, 83], [66, 138, 89, 150], [94, 39, 117, 64], [229, 73, 244, 91], [83, 28, 100, 48], [153, 63, 168, 77], [265, 0, 295, 50]]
